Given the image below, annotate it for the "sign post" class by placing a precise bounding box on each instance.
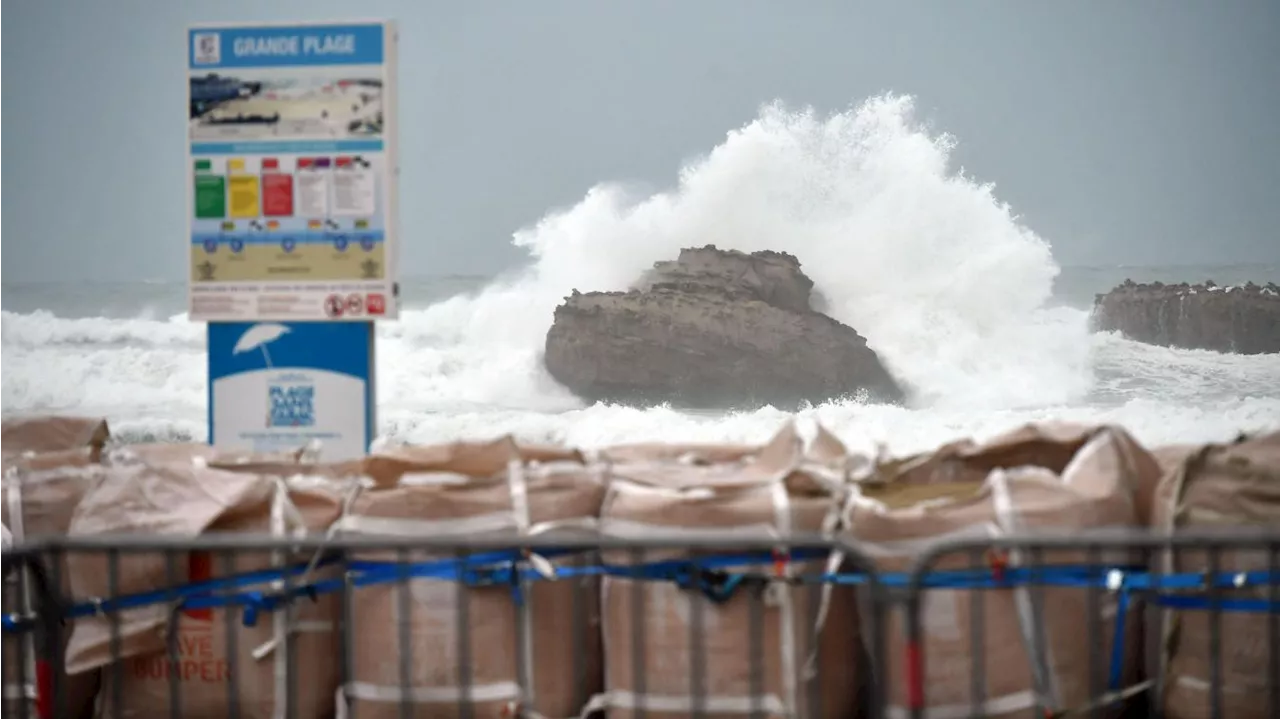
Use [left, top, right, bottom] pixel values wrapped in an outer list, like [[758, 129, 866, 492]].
[[187, 20, 398, 460]]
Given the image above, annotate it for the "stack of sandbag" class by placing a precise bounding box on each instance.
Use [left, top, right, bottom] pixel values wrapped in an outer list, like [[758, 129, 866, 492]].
[[847, 421, 1163, 718], [1, 415, 112, 719], [587, 420, 861, 719], [336, 436, 605, 719], [62, 442, 353, 719], [1153, 429, 1280, 719]]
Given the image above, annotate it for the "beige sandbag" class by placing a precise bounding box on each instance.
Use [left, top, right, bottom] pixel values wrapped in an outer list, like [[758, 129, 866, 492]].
[[2, 448, 107, 719], [63, 443, 345, 719], [1, 416, 109, 466], [210, 457, 368, 481], [119, 441, 367, 483], [597, 441, 761, 466], [361, 436, 584, 489], [1149, 444, 1200, 477], [589, 420, 860, 719], [336, 435, 605, 719], [847, 421, 1157, 719], [1153, 430, 1280, 719]]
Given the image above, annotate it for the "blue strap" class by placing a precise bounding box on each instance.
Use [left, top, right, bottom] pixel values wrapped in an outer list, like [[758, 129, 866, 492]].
[[4, 549, 1277, 634], [1107, 588, 1131, 691]]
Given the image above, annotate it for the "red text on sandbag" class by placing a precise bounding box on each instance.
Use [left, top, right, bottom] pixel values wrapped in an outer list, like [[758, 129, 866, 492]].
[[129, 625, 231, 682]]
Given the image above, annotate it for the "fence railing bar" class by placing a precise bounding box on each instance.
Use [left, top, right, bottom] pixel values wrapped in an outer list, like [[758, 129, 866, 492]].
[[1, 527, 1276, 719]]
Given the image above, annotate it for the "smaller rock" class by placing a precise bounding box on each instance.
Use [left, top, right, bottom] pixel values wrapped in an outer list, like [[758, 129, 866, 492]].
[[1092, 280, 1280, 355]]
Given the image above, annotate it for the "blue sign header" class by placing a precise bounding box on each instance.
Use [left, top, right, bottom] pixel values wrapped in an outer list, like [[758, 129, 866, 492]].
[[208, 321, 373, 380], [189, 23, 385, 69]]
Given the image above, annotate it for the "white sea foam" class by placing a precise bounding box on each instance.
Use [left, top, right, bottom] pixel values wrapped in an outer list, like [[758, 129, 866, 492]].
[[3, 94, 1278, 452]]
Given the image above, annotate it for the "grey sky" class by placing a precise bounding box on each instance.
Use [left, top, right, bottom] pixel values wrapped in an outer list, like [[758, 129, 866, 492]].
[[3, 1, 1278, 283]]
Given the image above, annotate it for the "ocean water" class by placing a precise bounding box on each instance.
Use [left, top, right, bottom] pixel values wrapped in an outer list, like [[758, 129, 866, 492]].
[[3, 95, 1279, 457]]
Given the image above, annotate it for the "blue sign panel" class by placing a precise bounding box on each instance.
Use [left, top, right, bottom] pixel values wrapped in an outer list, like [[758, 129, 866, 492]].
[[189, 24, 386, 69], [208, 321, 375, 460]]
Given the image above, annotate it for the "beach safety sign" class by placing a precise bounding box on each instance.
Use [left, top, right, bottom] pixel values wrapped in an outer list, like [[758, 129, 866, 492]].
[[187, 20, 399, 322], [207, 321, 375, 460]]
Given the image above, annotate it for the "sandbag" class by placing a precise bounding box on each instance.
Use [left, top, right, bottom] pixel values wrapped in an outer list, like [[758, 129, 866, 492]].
[[1149, 444, 1200, 477], [360, 437, 583, 488], [2, 448, 107, 719], [589, 420, 860, 719], [63, 443, 345, 719], [211, 457, 368, 481], [335, 435, 605, 719], [847, 421, 1159, 719], [596, 441, 762, 466], [1, 416, 110, 466], [1153, 430, 1280, 719]]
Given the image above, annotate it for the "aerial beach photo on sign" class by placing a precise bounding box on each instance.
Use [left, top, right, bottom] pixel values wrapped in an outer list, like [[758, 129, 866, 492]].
[[189, 67, 385, 142]]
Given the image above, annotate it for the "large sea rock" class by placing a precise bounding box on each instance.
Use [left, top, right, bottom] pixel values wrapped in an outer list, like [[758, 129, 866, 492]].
[[1092, 280, 1280, 355], [543, 245, 906, 409]]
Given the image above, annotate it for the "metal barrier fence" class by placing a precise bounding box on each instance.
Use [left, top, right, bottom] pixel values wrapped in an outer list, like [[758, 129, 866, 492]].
[[2, 529, 1277, 719]]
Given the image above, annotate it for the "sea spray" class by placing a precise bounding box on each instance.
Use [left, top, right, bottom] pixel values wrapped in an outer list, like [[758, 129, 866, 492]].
[[4, 95, 1277, 451], [414, 94, 1094, 409]]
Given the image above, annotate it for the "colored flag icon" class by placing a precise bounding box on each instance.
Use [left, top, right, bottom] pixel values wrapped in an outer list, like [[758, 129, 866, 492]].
[[261, 158, 280, 171], [267, 220, 280, 231], [335, 156, 353, 168], [228, 158, 246, 173], [354, 219, 369, 229], [194, 159, 213, 172], [297, 158, 315, 170], [352, 156, 372, 169], [221, 221, 236, 232], [308, 220, 324, 230]]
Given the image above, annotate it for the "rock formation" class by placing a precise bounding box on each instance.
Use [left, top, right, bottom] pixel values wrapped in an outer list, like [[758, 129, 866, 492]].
[[543, 245, 906, 409], [1092, 280, 1280, 355]]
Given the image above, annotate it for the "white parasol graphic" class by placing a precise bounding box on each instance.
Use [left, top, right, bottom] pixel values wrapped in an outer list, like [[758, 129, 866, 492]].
[[233, 323, 291, 368]]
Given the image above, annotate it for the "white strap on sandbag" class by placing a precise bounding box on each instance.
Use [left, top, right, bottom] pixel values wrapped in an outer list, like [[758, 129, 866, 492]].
[[333, 511, 600, 542], [803, 478, 851, 681], [576, 689, 789, 717], [604, 475, 717, 500], [886, 688, 1040, 719], [244, 477, 314, 719], [300, 478, 366, 581], [335, 510, 519, 537], [337, 679, 524, 715], [270, 477, 291, 719], [295, 439, 324, 465], [5, 471, 39, 708], [506, 458, 540, 713], [988, 469, 1061, 712], [768, 479, 799, 717], [2, 684, 37, 701], [1155, 444, 1199, 704], [6, 470, 28, 545]]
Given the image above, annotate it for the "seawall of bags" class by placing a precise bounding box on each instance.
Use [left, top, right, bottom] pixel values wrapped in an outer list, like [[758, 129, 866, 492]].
[[1, 415, 1277, 719]]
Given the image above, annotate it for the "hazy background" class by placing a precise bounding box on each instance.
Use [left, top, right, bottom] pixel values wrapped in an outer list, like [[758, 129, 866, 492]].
[[3, 1, 1279, 283]]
